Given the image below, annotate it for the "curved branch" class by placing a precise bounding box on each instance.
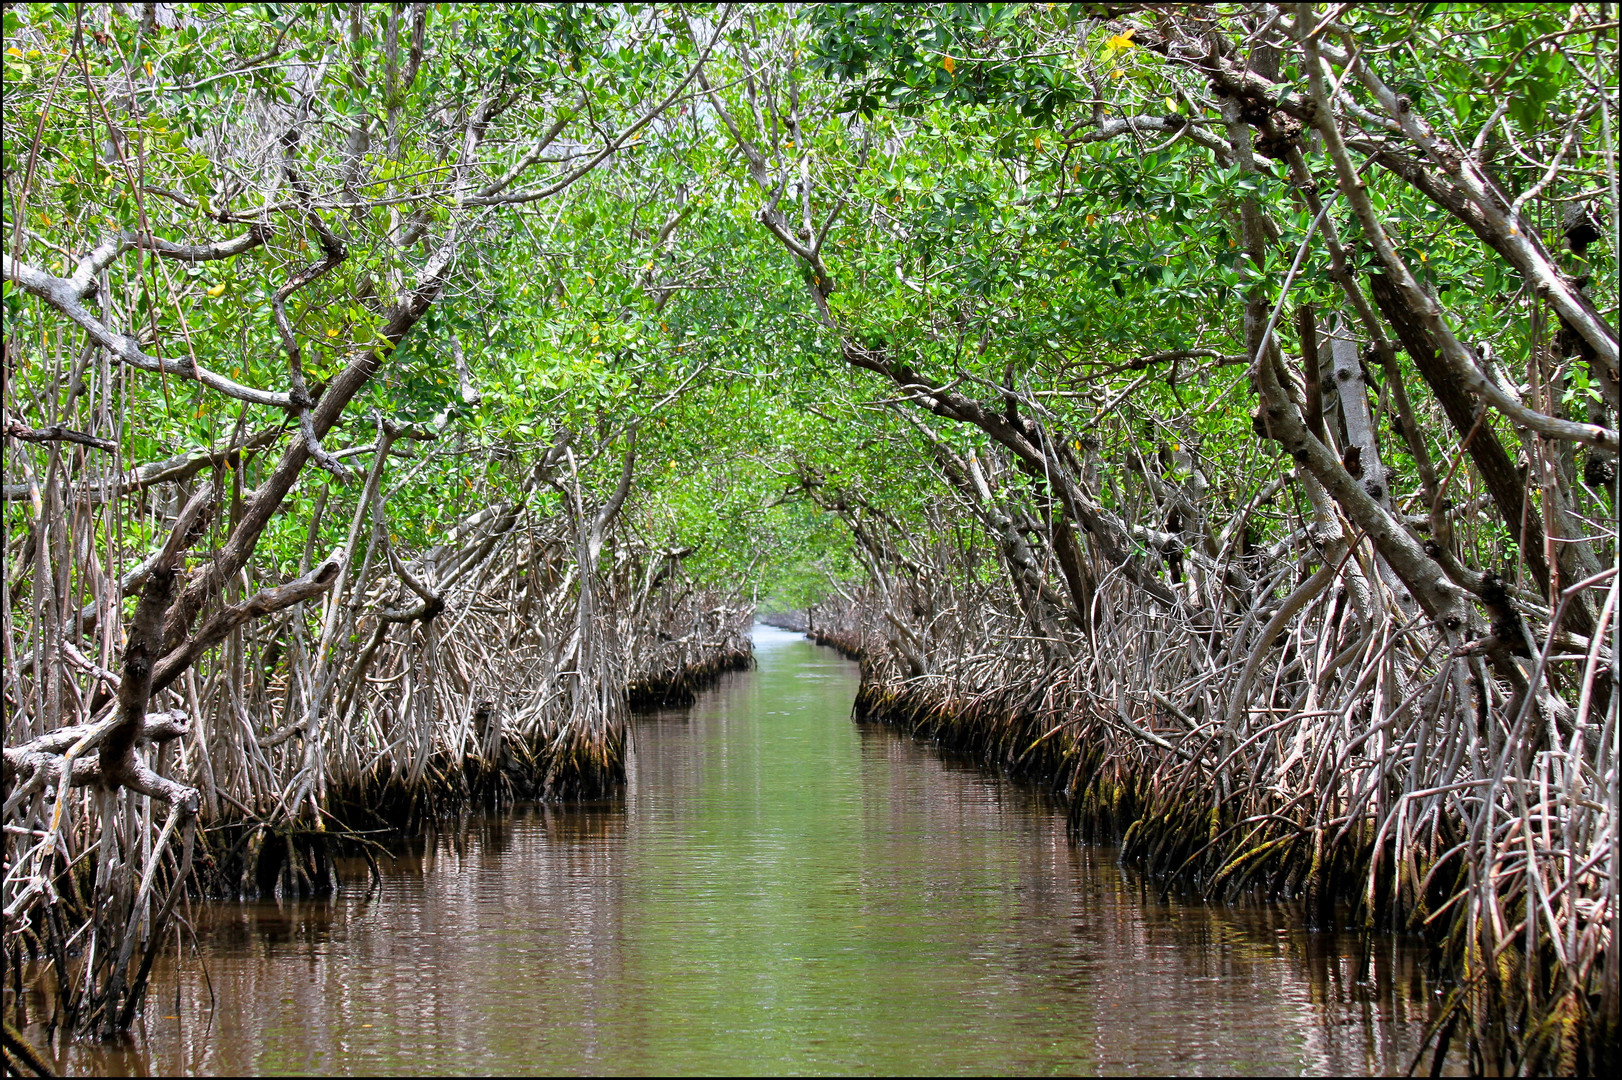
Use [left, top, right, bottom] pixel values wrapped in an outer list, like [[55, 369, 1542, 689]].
[[2, 253, 293, 409], [5, 413, 116, 452], [150, 559, 341, 694]]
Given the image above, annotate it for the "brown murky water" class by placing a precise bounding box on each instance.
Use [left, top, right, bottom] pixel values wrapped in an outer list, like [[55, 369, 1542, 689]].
[[21, 626, 1458, 1075]]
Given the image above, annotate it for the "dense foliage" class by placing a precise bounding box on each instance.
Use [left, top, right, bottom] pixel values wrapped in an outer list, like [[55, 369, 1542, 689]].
[[3, 3, 1616, 1072]]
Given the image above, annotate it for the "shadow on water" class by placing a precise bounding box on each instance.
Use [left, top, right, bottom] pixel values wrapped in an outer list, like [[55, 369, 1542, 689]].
[[15, 625, 1460, 1076]]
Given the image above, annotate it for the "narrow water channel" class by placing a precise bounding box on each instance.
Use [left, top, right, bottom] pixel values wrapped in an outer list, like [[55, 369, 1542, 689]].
[[36, 626, 1457, 1076]]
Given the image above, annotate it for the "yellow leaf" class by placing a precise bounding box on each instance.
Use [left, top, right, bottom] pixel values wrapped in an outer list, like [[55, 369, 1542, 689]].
[[4, 47, 21, 58], [206, 282, 226, 298], [1106, 29, 1136, 51], [144, 60, 153, 77], [942, 55, 955, 75], [327, 327, 340, 337], [1035, 137, 1043, 151]]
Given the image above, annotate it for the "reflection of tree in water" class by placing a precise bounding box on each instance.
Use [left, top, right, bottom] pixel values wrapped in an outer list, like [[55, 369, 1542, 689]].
[[1060, 855, 1456, 1074]]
